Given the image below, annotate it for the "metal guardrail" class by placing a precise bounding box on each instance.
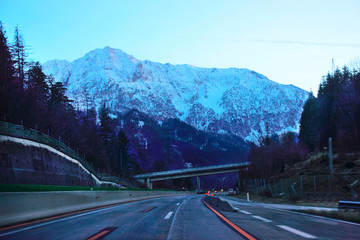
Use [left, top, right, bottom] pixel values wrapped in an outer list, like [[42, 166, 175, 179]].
[[0, 121, 98, 177], [338, 201, 360, 210], [134, 162, 250, 179]]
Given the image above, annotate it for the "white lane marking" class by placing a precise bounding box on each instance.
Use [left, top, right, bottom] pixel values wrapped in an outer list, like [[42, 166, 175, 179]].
[[240, 210, 252, 215], [277, 225, 317, 239], [164, 211, 174, 219], [176, 203, 180, 206], [252, 215, 273, 223]]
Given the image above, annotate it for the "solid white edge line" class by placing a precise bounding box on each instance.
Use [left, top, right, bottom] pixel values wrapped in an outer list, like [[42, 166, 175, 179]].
[[167, 198, 186, 240], [252, 215, 273, 223], [277, 225, 317, 239], [239, 210, 252, 215], [164, 211, 174, 219]]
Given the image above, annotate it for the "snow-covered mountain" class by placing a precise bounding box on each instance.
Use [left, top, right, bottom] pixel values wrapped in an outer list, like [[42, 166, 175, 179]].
[[43, 46, 308, 142]]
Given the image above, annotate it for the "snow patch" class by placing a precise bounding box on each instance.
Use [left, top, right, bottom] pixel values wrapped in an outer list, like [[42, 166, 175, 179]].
[[185, 162, 193, 168], [109, 113, 117, 119], [138, 120, 144, 128]]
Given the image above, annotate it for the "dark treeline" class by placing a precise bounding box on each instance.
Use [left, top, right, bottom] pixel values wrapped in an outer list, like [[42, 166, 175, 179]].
[[0, 22, 139, 178], [245, 66, 360, 179], [299, 67, 360, 152]]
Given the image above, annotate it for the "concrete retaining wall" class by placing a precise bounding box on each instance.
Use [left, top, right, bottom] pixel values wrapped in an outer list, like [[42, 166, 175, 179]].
[[0, 135, 116, 187], [0, 190, 192, 227]]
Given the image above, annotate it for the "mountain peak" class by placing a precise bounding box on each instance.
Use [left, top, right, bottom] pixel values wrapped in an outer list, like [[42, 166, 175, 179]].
[[43, 47, 308, 143]]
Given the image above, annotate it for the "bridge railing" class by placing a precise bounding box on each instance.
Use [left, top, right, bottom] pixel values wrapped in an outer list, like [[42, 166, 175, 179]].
[[134, 162, 249, 179], [0, 121, 97, 178]]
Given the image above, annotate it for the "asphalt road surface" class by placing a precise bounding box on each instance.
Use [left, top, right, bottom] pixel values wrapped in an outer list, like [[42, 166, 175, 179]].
[[0, 195, 359, 239]]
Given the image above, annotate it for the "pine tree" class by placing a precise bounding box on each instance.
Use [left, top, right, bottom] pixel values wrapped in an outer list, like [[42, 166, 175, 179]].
[[23, 62, 50, 129], [299, 91, 318, 151], [99, 103, 113, 139], [11, 26, 27, 87], [0, 22, 14, 91], [27, 62, 49, 100], [0, 21, 15, 119], [49, 80, 70, 106]]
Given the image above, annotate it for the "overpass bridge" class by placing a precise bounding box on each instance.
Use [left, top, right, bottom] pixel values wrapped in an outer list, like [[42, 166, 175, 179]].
[[134, 162, 250, 189]]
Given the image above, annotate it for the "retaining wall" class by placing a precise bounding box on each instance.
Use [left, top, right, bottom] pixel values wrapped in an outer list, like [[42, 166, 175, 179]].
[[0, 135, 115, 187]]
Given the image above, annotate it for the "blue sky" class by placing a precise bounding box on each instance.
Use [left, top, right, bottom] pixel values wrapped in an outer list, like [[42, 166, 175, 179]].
[[1, 0, 360, 94]]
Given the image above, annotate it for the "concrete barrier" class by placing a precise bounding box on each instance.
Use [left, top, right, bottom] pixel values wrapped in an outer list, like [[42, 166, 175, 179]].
[[204, 195, 236, 212], [0, 190, 192, 227]]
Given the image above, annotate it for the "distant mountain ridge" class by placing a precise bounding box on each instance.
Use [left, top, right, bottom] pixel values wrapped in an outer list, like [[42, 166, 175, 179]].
[[43, 46, 308, 142]]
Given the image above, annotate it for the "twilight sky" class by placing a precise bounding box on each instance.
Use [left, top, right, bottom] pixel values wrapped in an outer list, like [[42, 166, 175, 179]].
[[1, 0, 360, 94]]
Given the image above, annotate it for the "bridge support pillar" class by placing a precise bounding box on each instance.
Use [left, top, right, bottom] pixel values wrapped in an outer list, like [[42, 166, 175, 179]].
[[196, 176, 200, 192], [146, 178, 153, 189]]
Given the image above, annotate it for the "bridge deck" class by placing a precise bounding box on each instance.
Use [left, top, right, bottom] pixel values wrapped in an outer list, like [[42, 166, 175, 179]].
[[134, 162, 249, 179]]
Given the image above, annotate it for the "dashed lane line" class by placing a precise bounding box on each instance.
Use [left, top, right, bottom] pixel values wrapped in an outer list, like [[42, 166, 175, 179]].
[[164, 211, 174, 219], [277, 225, 317, 239], [176, 203, 180, 206], [252, 215, 273, 223], [239, 210, 252, 215]]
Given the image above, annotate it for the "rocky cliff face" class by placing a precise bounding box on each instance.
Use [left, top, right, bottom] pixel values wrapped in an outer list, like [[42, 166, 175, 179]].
[[43, 46, 308, 143]]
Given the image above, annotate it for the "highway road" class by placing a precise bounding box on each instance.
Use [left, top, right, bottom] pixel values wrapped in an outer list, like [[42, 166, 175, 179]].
[[0, 195, 359, 239]]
